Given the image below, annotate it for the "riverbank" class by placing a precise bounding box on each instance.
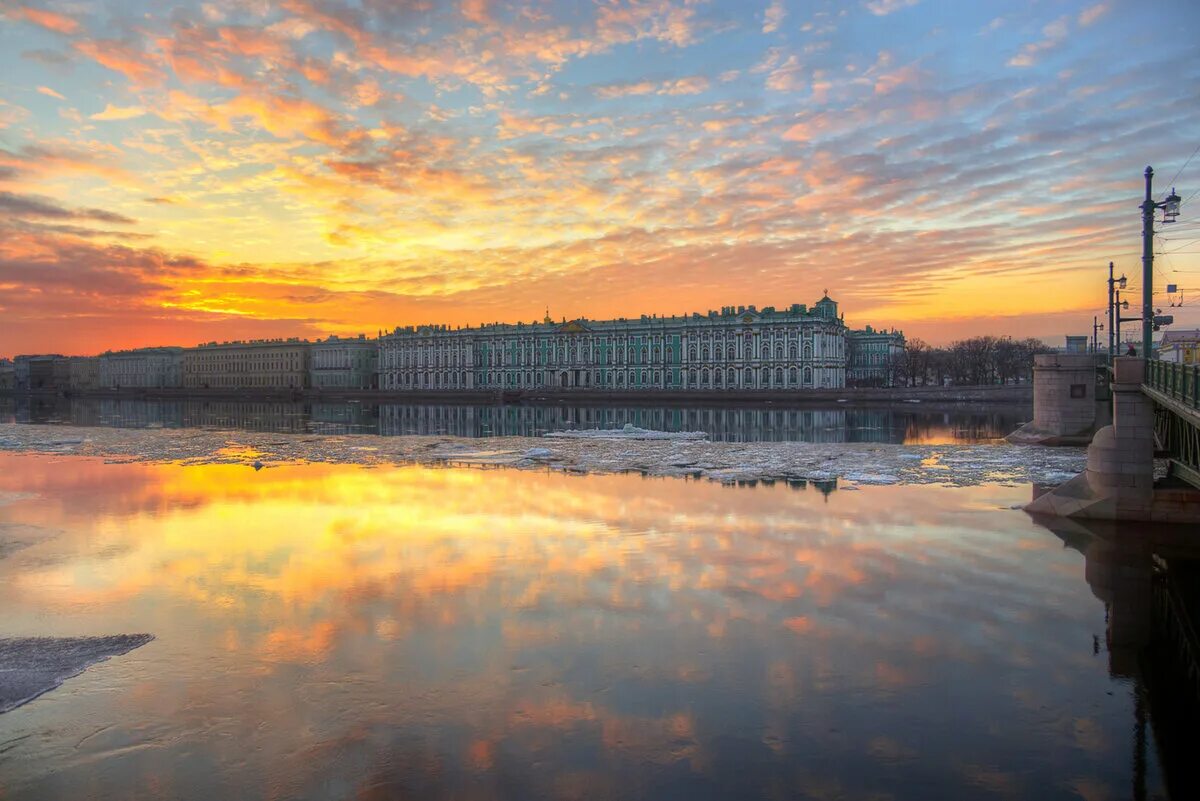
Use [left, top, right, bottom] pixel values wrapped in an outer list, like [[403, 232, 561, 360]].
[[0, 422, 1081, 487]]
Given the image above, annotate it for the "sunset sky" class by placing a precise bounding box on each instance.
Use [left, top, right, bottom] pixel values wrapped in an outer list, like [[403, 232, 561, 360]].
[[2, 0, 1199, 356]]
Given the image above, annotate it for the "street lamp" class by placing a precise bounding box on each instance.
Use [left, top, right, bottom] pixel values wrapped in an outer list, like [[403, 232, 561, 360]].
[[1140, 167, 1184, 362], [1106, 262, 1127, 357]]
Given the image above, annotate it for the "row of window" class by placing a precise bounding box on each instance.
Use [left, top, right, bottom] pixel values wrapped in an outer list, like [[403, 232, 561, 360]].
[[379, 365, 835, 390]]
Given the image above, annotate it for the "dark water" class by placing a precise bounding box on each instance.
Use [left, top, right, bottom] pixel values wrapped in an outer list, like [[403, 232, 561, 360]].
[[0, 396, 1027, 443], [1, 452, 1195, 800]]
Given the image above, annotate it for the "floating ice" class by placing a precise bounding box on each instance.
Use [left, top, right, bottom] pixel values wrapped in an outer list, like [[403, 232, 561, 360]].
[[844, 473, 902, 485], [0, 423, 1091, 489], [0, 634, 154, 714], [545, 423, 707, 441]]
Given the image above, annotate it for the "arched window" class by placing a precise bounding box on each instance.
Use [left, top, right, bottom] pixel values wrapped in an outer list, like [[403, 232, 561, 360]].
[[789, 345, 797, 360], [762, 368, 770, 386], [776, 367, 784, 385], [744, 368, 753, 385], [640, 347, 647, 363], [617, 372, 625, 386], [702, 368, 710, 385], [701, 345, 710, 360], [775, 345, 784, 360], [803, 345, 812, 361], [803, 366, 812, 385], [727, 367, 735, 385], [689, 346, 697, 361], [690, 368, 698, 385]]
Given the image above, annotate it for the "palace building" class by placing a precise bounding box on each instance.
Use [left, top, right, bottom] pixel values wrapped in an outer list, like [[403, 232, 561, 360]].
[[183, 339, 310, 390], [379, 295, 867, 392]]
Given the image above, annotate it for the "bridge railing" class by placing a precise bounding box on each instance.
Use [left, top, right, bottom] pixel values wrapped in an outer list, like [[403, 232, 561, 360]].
[[1146, 359, 1200, 410]]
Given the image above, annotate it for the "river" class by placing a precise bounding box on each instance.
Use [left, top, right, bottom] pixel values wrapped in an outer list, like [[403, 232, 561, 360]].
[[1, 450, 1194, 800]]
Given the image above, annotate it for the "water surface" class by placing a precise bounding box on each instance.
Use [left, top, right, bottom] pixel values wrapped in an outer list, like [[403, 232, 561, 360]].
[[0, 453, 1183, 800], [0, 396, 1025, 443]]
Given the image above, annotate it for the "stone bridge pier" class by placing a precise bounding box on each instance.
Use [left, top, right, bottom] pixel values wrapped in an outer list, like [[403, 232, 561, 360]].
[[1082, 358, 1156, 518], [1027, 357, 1200, 522]]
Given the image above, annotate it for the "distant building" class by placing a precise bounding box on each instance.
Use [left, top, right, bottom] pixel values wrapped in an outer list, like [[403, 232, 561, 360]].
[[310, 335, 377, 390], [379, 295, 852, 392], [1065, 336, 1090, 354], [68, 356, 101, 391], [13, 355, 64, 391], [99, 347, 183, 389], [0, 359, 14, 391], [847, 325, 905, 387], [1158, 329, 1200, 364], [183, 339, 310, 390]]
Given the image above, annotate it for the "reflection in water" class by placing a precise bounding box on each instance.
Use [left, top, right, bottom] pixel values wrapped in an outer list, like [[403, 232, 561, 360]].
[[0, 395, 1025, 443], [0, 453, 1184, 800], [1030, 512, 1200, 801]]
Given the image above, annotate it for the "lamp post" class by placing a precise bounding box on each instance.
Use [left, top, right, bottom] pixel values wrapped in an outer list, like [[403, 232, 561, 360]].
[[1139, 167, 1182, 362], [1106, 262, 1126, 357], [1093, 316, 1104, 353], [1115, 294, 1134, 352]]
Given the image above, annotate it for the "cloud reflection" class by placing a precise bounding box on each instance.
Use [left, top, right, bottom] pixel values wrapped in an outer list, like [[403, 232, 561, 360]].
[[0, 454, 1160, 799]]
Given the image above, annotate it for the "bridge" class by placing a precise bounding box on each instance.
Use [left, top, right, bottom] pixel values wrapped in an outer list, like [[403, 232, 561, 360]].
[[1145, 360, 1200, 490], [1024, 356, 1200, 522]]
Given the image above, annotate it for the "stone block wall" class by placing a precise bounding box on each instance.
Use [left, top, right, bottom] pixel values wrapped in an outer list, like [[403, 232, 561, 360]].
[[1031, 353, 1098, 437]]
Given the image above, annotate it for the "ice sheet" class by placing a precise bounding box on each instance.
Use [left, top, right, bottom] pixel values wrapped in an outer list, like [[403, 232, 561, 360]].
[[0, 634, 154, 714], [0, 423, 1089, 487]]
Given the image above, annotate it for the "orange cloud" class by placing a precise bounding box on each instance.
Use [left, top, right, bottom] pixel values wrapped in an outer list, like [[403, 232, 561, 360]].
[[74, 39, 165, 85], [12, 5, 79, 34]]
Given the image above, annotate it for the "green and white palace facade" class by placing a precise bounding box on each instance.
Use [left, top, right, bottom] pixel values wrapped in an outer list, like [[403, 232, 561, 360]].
[[379, 295, 903, 392]]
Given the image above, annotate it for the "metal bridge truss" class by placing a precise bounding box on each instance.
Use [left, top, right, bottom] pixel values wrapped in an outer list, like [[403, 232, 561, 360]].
[[1145, 360, 1200, 489]]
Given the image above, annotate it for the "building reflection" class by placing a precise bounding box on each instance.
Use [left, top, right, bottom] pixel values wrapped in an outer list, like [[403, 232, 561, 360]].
[[0, 395, 1025, 444], [1028, 511, 1200, 801]]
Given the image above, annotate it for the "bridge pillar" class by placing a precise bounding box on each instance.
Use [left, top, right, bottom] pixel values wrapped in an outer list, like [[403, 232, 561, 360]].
[[1083, 358, 1156, 518], [1006, 353, 1102, 444], [1026, 357, 1175, 521]]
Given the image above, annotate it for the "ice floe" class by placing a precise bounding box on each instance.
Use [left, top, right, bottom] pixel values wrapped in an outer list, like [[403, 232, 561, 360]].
[[0, 634, 154, 714], [0, 422, 1089, 488], [544, 423, 707, 440]]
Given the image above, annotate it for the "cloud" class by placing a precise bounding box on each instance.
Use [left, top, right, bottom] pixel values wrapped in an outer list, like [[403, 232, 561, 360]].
[[37, 86, 66, 100], [90, 104, 148, 121], [660, 76, 710, 96], [0, 191, 137, 224], [594, 76, 710, 99], [1007, 16, 1070, 68], [1078, 3, 1109, 27], [461, 0, 491, 25], [763, 0, 785, 34], [0, 143, 135, 184], [865, 0, 919, 17], [73, 39, 165, 85], [10, 6, 79, 35]]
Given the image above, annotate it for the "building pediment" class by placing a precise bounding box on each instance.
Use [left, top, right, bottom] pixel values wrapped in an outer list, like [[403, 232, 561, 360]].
[[558, 320, 591, 334]]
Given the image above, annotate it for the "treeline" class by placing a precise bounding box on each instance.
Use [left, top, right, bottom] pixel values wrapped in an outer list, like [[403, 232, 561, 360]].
[[893, 336, 1054, 387]]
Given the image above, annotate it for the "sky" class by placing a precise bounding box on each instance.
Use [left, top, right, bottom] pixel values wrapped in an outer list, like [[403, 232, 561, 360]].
[[1, 0, 1199, 356]]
